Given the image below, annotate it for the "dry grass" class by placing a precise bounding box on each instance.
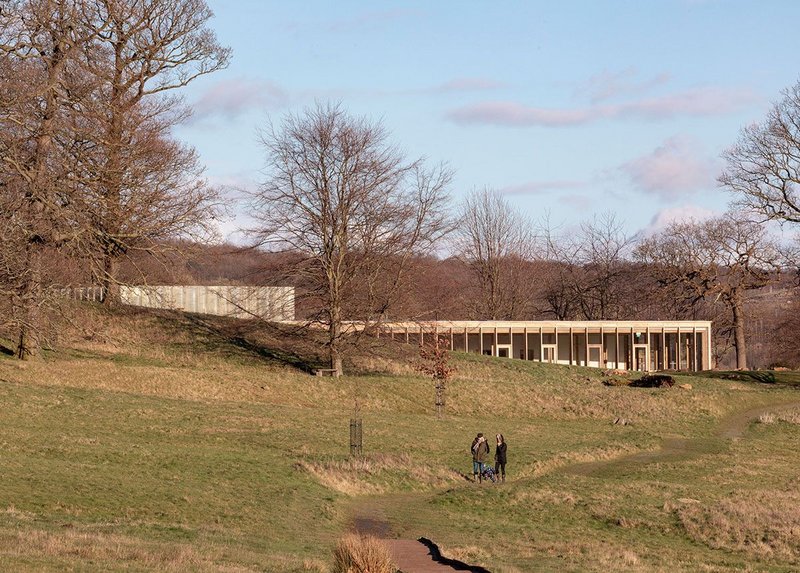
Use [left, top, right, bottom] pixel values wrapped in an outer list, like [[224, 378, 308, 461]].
[[757, 408, 800, 425], [297, 453, 462, 496], [516, 444, 641, 479], [673, 490, 800, 563], [332, 534, 395, 573], [0, 528, 221, 572]]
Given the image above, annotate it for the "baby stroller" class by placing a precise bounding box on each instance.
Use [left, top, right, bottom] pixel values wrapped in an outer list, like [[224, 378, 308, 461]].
[[481, 466, 497, 483]]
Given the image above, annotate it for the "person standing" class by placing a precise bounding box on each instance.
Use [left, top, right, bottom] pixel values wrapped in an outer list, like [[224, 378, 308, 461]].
[[494, 434, 507, 482], [471, 433, 490, 483]]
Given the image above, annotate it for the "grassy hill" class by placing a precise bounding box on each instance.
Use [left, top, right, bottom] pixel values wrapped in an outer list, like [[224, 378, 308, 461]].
[[0, 306, 798, 571]]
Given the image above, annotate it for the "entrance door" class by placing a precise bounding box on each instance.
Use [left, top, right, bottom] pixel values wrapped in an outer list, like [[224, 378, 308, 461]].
[[588, 345, 602, 368], [494, 344, 512, 358], [634, 345, 649, 372], [542, 345, 556, 364]]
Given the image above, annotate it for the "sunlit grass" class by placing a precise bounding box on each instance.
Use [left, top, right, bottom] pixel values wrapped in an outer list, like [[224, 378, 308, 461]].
[[0, 306, 798, 571]]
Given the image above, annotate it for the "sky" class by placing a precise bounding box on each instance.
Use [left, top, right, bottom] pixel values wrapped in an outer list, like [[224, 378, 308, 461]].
[[174, 0, 800, 243]]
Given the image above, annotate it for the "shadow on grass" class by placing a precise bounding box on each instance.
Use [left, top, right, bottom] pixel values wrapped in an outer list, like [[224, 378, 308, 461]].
[[164, 313, 325, 374], [700, 370, 783, 385], [417, 537, 492, 572]]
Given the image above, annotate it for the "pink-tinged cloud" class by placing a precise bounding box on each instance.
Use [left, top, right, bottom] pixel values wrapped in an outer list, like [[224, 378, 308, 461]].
[[638, 204, 718, 237], [447, 101, 595, 127], [435, 78, 506, 93], [622, 87, 756, 119], [576, 68, 671, 103], [621, 136, 719, 200], [446, 86, 758, 127], [190, 78, 288, 122], [500, 180, 586, 195]]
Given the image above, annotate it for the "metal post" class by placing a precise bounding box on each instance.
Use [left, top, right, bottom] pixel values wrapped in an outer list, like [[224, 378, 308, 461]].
[[349, 418, 363, 456]]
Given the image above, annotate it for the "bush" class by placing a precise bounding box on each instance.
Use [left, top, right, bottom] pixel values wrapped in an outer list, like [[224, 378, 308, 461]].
[[332, 534, 396, 573], [630, 374, 675, 388]]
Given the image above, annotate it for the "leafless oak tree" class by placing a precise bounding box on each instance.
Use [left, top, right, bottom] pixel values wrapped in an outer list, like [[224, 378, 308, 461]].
[[250, 103, 452, 376], [636, 213, 783, 369], [0, 0, 92, 358], [76, 0, 230, 305], [721, 79, 800, 224]]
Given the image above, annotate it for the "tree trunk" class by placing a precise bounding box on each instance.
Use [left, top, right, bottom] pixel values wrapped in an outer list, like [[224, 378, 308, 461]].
[[101, 250, 121, 306], [16, 246, 42, 360], [731, 290, 748, 370], [329, 303, 343, 377]]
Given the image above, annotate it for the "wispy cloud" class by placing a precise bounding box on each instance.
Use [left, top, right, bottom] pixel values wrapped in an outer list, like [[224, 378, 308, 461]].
[[446, 86, 758, 127], [500, 180, 586, 195], [575, 68, 671, 103], [638, 204, 718, 237], [433, 78, 506, 93], [190, 78, 289, 123], [621, 136, 720, 200], [327, 9, 420, 33]]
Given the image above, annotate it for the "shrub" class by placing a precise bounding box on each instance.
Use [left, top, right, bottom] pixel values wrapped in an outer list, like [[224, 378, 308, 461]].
[[332, 534, 396, 573], [630, 374, 674, 388]]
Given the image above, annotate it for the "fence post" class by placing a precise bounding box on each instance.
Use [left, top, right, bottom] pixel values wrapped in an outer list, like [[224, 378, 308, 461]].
[[349, 418, 363, 457]]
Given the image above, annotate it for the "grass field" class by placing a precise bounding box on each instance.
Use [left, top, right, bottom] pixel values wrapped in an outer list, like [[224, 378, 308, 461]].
[[0, 307, 798, 571]]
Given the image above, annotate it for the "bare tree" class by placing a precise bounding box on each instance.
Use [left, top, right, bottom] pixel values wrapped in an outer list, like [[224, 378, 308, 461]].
[[454, 188, 536, 319], [721, 79, 800, 224], [250, 103, 452, 376], [0, 0, 93, 358], [636, 213, 783, 370], [76, 0, 230, 305], [542, 212, 636, 320], [416, 335, 456, 419]]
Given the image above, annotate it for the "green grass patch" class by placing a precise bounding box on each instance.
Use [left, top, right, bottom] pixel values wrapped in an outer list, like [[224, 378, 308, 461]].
[[0, 308, 798, 571]]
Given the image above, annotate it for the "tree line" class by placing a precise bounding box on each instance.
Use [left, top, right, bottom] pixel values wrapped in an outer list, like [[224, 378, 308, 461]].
[[2, 1, 799, 374]]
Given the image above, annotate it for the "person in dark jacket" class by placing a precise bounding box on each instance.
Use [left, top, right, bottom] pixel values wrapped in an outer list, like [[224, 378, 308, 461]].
[[494, 434, 507, 482], [471, 433, 490, 483]]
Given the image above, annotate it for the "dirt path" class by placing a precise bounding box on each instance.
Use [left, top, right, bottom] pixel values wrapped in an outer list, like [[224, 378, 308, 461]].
[[563, 399, 800, 477], [349, 494, 488, 572], [349, 399, 800, 571]]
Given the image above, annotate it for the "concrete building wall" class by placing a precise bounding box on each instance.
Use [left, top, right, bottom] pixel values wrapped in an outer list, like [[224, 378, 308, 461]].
[[118, 285, 295, 321]]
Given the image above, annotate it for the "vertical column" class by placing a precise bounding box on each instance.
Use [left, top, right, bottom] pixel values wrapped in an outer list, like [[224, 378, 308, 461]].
[[569, 327, 574, 365], [465, 326, 469, 353], [615, 327, 619, 369], [630, 327, 635, 370], [405, 326, 409, 344], [450, 327, 454, 351], [555, 328, 560, 365], [539, 326, 543, 363], [676, 327, 681, 370], [600, 327, 605, 368], [646, 326, 651, 372], [524, 326, 529, 360], [480, 327, 484, 355], [494, 327, 499, 357], [584, 328, 589, 367], [420, 325, 424, 347]]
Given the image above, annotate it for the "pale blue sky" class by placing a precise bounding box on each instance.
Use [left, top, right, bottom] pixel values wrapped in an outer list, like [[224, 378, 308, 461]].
[[175, 1, 800, 241]]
